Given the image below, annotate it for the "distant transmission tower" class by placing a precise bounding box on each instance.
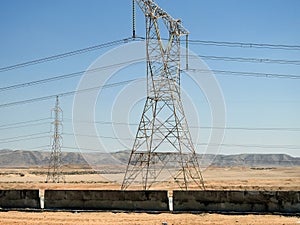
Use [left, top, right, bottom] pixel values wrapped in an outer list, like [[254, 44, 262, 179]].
[[121, 0, 205, 190], [46, 96, 65, 183]]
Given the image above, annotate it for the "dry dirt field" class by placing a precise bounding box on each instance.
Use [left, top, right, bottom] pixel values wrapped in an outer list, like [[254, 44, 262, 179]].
[[0, 166, 300, 224], [1, 166, 299, 191], [0, 211, 299, 225]]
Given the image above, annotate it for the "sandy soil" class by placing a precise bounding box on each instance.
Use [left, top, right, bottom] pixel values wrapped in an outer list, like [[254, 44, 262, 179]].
[[0, 166, 299, 191], [0, 166, 299, 224], [0, 211, 299, 225]]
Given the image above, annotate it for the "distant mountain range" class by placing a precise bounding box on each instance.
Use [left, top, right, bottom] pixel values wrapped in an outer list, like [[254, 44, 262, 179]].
[[0, 149, 299, 168]]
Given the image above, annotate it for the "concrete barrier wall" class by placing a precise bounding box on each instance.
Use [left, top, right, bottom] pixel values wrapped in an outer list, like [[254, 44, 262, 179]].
[[0, 190, 40, 209], [173, 190, 300, 213], [44, 190, 169, 211], [1, 189, 299, 213]]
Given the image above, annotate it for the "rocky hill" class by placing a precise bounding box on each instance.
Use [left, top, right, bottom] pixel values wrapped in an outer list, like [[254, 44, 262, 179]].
[[0, 149, 299, 168]]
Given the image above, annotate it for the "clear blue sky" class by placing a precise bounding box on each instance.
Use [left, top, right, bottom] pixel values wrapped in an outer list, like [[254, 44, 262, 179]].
[[0, 0, 299, 157]]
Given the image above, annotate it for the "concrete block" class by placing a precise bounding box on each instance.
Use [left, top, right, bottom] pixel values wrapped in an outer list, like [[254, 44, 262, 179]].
[[44, 190, 169, 211], [173, 190, 300, 213], [0, 190, 40, 209]]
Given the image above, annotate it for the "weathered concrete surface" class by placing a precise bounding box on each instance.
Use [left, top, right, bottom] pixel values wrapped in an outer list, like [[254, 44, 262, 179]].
[[0, 190, 40, 209], [44, 190, 169, 211], [173, 190, 300, 213]]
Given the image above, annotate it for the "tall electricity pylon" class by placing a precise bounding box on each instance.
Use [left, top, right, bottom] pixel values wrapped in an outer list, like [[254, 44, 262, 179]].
[[46, 96, 65, 183], [121, 0, 205, 190]]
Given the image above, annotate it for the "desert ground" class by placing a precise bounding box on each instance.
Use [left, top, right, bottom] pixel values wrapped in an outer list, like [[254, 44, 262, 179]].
[[0, 166, 299, 191], [0, 166, 299, 224], [0, 211, 299, 225]]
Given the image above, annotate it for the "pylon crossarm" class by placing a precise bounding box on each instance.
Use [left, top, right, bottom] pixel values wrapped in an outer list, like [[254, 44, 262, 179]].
[[135, 0, 189, 36]]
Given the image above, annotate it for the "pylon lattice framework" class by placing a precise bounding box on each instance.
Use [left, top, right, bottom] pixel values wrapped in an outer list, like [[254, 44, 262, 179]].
[[46, 96, 65, 183], [121, 0, 205, 190]]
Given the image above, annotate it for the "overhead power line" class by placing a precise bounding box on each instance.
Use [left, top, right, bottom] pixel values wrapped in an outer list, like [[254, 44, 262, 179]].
[[1, 130, 298, 150], [0, 118, 50, 128], [197, 143, 300, 150], [0, 71, 84, 92], [61, 146, 130, 153], [0, 118, 50, 131], [0, 67, 298, 109], [0, 131, 50, 142], [0, 37, 135, 73], [65, 119, 300, 132], [184, 69, 300, 79], [139, 36, 300, 50], [0, 59, 299, 94], [2, 117, 298, 132], [64, 132, 133, 141], [187, 39, 300, 51], [190, 55, 300, 65], [0, 122, 50, 131], [1, 36, 299, 74], [0, 134, 49, 144], [63, 132, 300, 150], [0, 79, 138, 109], [0, 57, 146, 92]]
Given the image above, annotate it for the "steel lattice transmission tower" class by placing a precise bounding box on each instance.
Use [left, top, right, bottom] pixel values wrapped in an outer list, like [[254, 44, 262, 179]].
[[121, 0, 205, 190], [46, 96, 65, 183]]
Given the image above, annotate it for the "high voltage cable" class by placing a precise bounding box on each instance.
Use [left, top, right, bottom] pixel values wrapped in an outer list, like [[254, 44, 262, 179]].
[[1, 117, 298, 131], [196, 126, 300, 131], [63, 133, 300, 150], [0, 122, 50, 131], [189, 55, 300, 65], [0, 131, 50, 142], [2, 130, 298, 150], [61, 146, 129, 153], [0, 71, 85, 92], [0, 61, 299, 94], [0, 119, 51, 137], [0, 37, 135, 73], [0, 68, 298, 109], [0, 118, 50, 128], [65, 119, 300, 132], [0, 135, 49, 144], [184, 69, 300, 79], [0, 79, 138, 108], [196, 143, 300, 150], [209, 69, 300, 79], [187, 39, 300, 50], [0, 36, 299, 74], [64, 132, 133, 141], [140, 36, 300, 50], [0, 58, 146, 92]]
